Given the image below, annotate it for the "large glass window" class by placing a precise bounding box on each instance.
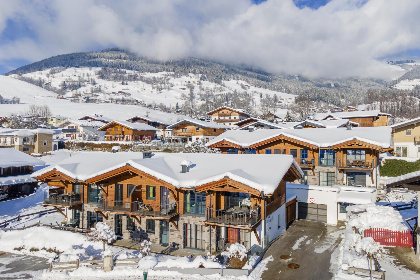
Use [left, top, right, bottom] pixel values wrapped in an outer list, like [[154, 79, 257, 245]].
[[346, 150, 366, 164], [265, 149, 272, 154], [127, 184, 136, 198], [73, 184, 82, 194], [319, 150, 335, 166], [395, 146, 408, 157], [146, 219, 155, 233], [184, 191, 206, 215], [184, 223, 205, 250], [88, 184, 103, 204], [290, 149, 298, 158], [274, 149, 282, 154], [227, 148, 238, 154], [300, 170, 308, 184], [243, 149, 256, 154], [147, 186, 156, 200], [126, 216, 135, 231], [87, 211, 103, 228], [320, 172, 335, 186], [300, 149, 308, 164], [225, 193, 250, 209]]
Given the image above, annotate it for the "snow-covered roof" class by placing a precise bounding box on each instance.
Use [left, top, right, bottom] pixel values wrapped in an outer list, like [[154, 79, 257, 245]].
[[384, 170, 420, 187], [75, 119, 107, 128], [0, 148, 45, 168], [167, 119, 230, 130], [313, 110, 390, 121], [296, 119, 358, 129], [239, 120, 288, 130], [79, 115, 112, 123], [337, 187, 376, 204], [390, 117, 420, 130], [0, 128, 34, 137], [207, 106, 251, 116], [98, 120, 158, 131], [207, 127, 392, 149], [33, 152, 302, 194], [126, 116, 172, 126], [31, 128, 55, 134], [0, 174, 37, 186]]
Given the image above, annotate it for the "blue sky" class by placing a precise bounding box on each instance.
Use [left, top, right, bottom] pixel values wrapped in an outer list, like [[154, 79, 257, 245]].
[[0, 0, 419, 79]]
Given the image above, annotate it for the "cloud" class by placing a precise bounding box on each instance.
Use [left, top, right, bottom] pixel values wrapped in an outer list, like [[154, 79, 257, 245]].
[[0, 0, 418, 79]]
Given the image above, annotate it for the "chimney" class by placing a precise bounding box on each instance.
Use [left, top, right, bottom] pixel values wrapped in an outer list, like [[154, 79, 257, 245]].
[[248, 126, 254, 132], [346, 122, 352, 130], [181, 160, 192, 173]]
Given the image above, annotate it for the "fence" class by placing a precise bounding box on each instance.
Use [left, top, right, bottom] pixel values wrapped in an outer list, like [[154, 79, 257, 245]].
[[49, 259, 103, 272], [0, 208, 59, 228], [364, 228, 414, 248]]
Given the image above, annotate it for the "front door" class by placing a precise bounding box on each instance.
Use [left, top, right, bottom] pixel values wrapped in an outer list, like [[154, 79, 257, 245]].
[[115, 184, 123, 207], [160, 220, 169, 246], [160, 186, 170, 211], [227, 227, 240, 244], [115, 214, 122, 236]]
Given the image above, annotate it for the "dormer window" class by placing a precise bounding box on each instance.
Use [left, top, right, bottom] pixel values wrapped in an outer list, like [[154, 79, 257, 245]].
[[406, 129, 412, 136]]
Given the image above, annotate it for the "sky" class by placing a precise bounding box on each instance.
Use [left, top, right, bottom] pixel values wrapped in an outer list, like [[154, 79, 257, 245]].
[[0, 0, 419, 79]]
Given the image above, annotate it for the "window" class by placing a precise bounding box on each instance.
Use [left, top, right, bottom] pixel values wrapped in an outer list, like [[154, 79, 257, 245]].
[[146, 219, 155, 233], [290, 149, 297, 158], [23, 147, 30, 152], [87, 211, 103, 228], [88, 184, 103, 204], [227, 148, 238, 154], [319, 172, 335, 186], [274, 149, 282, 154], [184, 191, 206, 215], [346, 150, 366, 164], [265, 149, 272, 154], [319, 150, 335, 166], [243, 149, 256, 154], [114, 127, 118, 131], [406, 129, 412, 136], [339, 202, 353, 213], [43, 140, 48, 146], [184, 223, 205, 250], [225, 192, 250, 209], [146, 186, 156, 200], [300, 149, 308, 164], [395, 146, 408, 157], [182, 128, 187, 132], [214, 129, 216, 132], [73, 184, 82, 194], [127, 184, 136, 198], [301, 170, 308, 184], [195, 127, 200, 132], [126, 216, 135, 231]]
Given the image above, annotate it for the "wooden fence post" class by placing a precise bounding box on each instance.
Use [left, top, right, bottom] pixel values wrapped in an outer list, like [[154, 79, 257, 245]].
[[49, 262, 52, 272], [76, 259, 79, 269]]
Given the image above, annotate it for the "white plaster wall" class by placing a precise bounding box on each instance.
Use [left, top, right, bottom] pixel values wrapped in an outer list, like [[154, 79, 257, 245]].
[[266, 204, 286, 243], [394, 142, 419, 158], [287, 186, 339, 225]]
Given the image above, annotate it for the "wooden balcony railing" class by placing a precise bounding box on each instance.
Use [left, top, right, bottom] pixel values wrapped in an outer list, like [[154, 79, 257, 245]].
[[94, 199, 178, 218], [339, 159, 374, 169], [205, 206, 261, 228], [44, 193, 81, 207]]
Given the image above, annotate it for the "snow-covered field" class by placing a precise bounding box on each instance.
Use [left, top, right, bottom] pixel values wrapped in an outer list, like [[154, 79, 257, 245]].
[[393, 79, 420, 90]]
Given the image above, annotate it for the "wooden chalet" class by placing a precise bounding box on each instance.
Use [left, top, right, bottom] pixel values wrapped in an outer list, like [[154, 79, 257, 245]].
[[34, 152, 302, 253], [313, 110, 390, 127], [98, 120, 158, 142], [207, 107, 251, 127], [166, 119, 228, 143], [207, 127, 392, 188], [126, 116, 169, 130]]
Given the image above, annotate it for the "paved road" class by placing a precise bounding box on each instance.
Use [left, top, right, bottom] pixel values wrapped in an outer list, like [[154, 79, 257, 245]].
[[0, 251, 49, 279], [261, 220, 344, 280]]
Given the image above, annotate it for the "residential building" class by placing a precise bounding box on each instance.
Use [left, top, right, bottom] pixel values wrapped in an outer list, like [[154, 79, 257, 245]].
[[34, 152, 302, 253], [207, 127, 392, 188], [0, 128, 54, 154], [48, 115, 68, 128], [79, 114, 112, 124], [207, 107, 252, 127], [391, 117, 420, 158], [311, 110, 390, 127], [56, 119, 106, 141], [0, 148, 44, 195], [126, 116, 171, 138], [166, 119, 229, 143], [98, 120, 158, 142]]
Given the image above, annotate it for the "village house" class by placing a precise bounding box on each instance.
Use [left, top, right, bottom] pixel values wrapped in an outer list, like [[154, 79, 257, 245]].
[[56, 119, 106, 142], [207, 106, 252, 128], [79, 114, 112, 124], [166, 119, 229, 143], [0, 128, 54, 154], [98, 120, 158, 142], [207, 126, 392, 188], [0, 148, 44, 196], [47, 115, 68, 128], [390, 117, 420, 158], [311, 110, 390, 127], [126, 116, 171, 138], [33, 152, 302, 253]]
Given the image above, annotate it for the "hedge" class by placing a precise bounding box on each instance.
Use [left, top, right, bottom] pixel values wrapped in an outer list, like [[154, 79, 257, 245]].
[[381, 159, 420, 177]]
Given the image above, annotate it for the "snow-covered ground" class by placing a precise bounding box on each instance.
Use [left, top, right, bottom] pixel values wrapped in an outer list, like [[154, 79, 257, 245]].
[[393, 79, 420, 90]]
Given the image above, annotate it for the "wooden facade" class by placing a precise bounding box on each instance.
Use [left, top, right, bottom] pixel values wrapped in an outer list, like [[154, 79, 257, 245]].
[[208, 107, 251, 126], [127, 117, 167, 130], [99, 121, 156, 142], [345, 115, 389, 127], [38, 159, 301, 252]]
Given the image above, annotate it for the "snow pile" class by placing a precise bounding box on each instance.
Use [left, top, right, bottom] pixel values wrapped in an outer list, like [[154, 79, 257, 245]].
[[156, 255, 222, 269], [221, 243, 247, 261], [386, 190, 417, 203], [87, 222, 117, 244], [347, 204, 408, 232], [138, 255, 159, 271], [0, 226, 102, 260]]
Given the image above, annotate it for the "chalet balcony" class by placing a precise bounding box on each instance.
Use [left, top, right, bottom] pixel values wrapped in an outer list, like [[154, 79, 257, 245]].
[[339, 159, 374, 170], [94, 200, 178, 219], [43, 193, 81, 207], [173, 132, 193, 137], [205, 206, 261, 228], [214, 118, 238, 123], [300, 158, 315, 168]]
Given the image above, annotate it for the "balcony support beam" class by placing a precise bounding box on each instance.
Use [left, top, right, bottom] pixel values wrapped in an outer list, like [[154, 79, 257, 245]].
[[53, 206, 67, 218]]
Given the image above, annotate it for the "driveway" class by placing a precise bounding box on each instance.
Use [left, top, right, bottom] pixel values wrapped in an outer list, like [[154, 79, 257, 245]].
[[0, 251, 49, 279], [261, 220, 344, 280]]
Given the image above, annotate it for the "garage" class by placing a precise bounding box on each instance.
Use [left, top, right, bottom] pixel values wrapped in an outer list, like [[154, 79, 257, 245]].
[[298, 202, 327, 223]]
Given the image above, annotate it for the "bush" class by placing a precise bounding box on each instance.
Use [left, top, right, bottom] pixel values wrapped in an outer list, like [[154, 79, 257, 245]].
[[381, 159, 420, 177]]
